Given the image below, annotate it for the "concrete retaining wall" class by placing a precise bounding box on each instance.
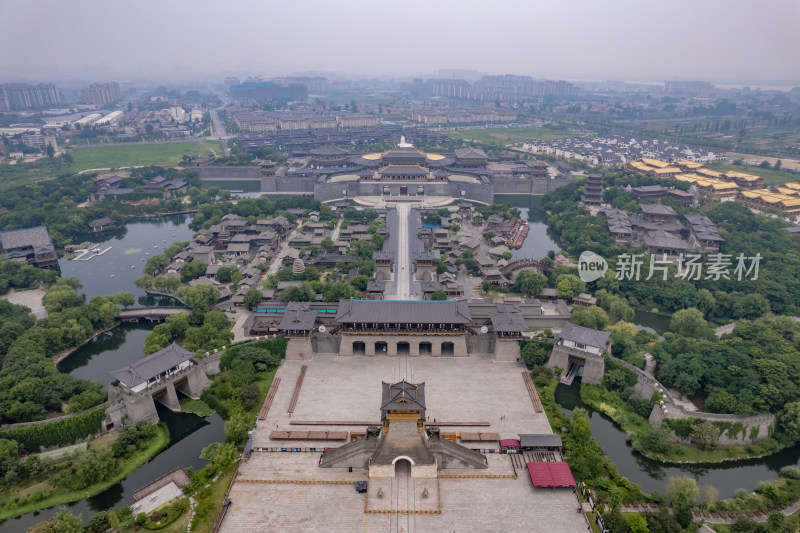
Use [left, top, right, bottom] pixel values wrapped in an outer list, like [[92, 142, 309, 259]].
[[609, 353, 778, 445], [649, 404, 775, 445]]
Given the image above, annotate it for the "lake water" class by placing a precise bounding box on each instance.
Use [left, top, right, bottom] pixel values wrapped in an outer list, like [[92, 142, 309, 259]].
[[57, 216, 195, 303], [555, 380, 800, 499], [57, 323, 155, 387], [493, 194, 561, 260]]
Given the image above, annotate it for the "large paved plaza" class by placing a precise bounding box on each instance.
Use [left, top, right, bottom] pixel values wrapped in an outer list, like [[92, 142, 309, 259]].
[[219, 353, 590, 532]]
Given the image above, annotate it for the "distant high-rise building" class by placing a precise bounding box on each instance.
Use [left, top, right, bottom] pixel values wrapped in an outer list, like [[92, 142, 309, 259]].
[[223, 77, 241, 92], [81, 82, 121, 105], [0, 83, 60, 110], [430, 75, 577, 101]]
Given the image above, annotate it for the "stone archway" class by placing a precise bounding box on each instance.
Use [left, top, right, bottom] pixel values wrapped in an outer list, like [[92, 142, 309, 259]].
[[391, 455, 416, 466], [441, 342, 455, 357]]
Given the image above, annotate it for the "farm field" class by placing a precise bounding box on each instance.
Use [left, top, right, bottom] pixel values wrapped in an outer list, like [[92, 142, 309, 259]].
[[69, 141, 221, 173], [445, 125, 578, 146]]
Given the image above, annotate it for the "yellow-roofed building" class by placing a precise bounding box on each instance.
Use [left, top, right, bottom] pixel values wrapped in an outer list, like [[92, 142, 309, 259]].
[[676, 160, 705, 172], [640, 158, 671, 168], [697, 168, 725, 180], [724, 171, 763, 189], [739, 189, 800, 215]]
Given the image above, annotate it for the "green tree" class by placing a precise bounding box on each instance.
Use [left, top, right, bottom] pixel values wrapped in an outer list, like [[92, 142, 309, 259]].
[[556, 274, 585, 299], [628, 514, 649, 533], [42, 285, 83, 313], [143, 254, 169, 275], [243, 289, 263, 310], [224, 412, 250, 445], [46, 143, 55, 158], [502, 250, 512, 261], [666, 475, 698, 505], [240, 382, 261, 411], [689, 421, 720, 450], [216, 266, 239, 283], [281, 283, 314, 302], [320, 237, 336, 253], [520, 341, 549, 368], [113, 291, 135, 309], [767, 511, 785, 531], [211, 441, 238, 471], [430, 290, 447, 301], [324, 281, 355, 302], [33, 508, 83, 533], [424, 211, 441, 225], [180, 260, 207, 283], [514, 270, 547, 297], [778, 402, 800, 443], [75, 448, 117, 486], [609, 299, 634, 322], [669, 308, 708, 337]]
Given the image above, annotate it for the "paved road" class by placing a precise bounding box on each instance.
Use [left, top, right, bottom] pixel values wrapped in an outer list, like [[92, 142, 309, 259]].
[[394, 202, 412, 300]]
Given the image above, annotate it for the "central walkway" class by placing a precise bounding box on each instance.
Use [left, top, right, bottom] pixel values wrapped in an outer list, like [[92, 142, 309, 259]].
[[390, 202, 418, 533], [392, 202, 413, 300]]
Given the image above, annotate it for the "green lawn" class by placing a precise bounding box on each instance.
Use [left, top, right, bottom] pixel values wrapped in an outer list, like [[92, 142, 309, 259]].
[[708, 163, 800, 187], [445, 126, 578, 146], [69, 141, 221, 173]]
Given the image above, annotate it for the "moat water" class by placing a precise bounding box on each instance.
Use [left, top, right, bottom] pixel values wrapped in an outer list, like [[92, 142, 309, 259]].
[[555, 380, 800, 499]]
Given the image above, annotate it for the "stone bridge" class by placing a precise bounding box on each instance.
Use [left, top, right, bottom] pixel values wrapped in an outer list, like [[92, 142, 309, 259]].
[[118, 306, 191, 323], [501, 259, 551, 276], [104, 351, 222, 429]]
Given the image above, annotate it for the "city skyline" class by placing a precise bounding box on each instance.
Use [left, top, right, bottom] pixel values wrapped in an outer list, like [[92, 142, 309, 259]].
[[1, 0, 799, 85]]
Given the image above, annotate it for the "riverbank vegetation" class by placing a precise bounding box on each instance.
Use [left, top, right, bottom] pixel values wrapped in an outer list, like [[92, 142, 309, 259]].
[[0, 422, 169, 521], [533, 371, 647, 503], [0, 279, 133, 424]]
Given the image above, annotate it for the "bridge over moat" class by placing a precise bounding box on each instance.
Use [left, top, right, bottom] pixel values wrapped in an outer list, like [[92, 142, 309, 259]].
[[118, 307, 190, 323], [104, 342, 221, 429]]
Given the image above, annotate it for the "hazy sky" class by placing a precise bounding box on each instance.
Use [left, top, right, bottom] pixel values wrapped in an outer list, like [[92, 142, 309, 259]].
[[1, 0, 799, 84]]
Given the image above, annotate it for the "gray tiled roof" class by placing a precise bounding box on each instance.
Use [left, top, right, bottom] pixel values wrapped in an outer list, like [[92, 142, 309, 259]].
[[640, 203, 677, 216], [277, 305, 316, 331], [335, 299, 472, 324], [489, 307, 528, 332], [110, 342, 196, 388], [381, 380, 425, 413], [0, 226, 52, 251], [558, 322, 610, 348]]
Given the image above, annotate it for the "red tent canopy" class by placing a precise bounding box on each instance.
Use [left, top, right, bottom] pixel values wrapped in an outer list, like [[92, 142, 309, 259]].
[[526, 462, 576, 488], [499, 439, 521, 448]]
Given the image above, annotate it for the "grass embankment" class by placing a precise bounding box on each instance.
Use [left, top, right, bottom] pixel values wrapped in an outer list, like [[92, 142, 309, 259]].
[[0, 423, 170, 521], [189, 462, 238, 533], [69, 141, 221, 172], [708, 163, 800, 187], [579, 385, 783, 464], [445, 125, 578, 146], [533, 373, 646, 502]]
